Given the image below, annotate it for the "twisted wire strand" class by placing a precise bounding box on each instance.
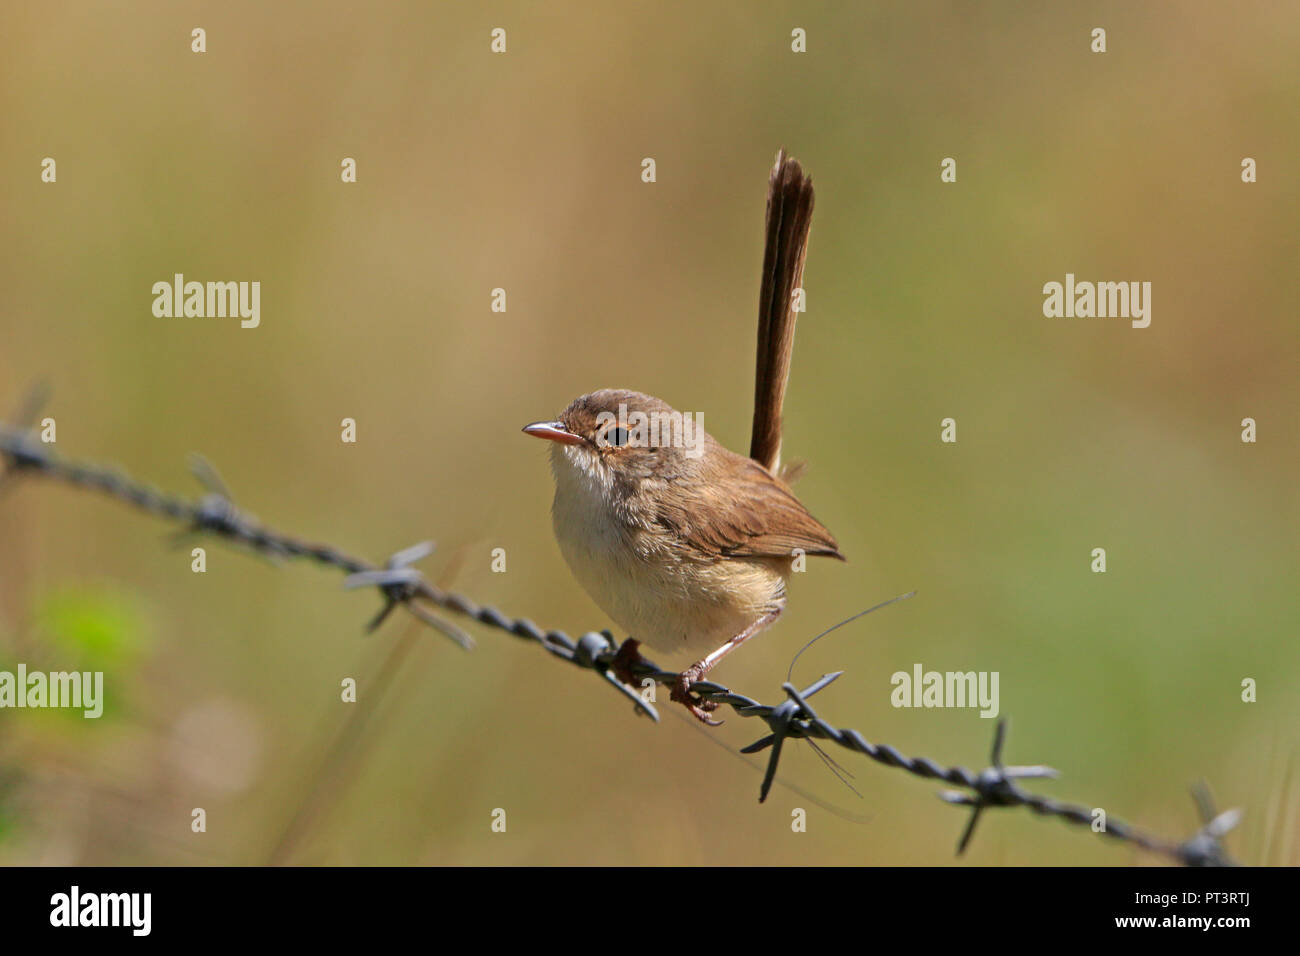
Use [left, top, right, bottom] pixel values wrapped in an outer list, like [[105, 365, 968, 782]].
[[0, 421, 1239, 866]]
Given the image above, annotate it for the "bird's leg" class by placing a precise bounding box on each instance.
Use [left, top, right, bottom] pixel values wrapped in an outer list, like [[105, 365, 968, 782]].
[[610, 637, 643, 688], [672, 610, 782, 725]]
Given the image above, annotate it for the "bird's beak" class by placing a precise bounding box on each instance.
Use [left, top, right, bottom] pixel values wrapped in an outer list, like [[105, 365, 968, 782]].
[[522, 420, 585, 446]]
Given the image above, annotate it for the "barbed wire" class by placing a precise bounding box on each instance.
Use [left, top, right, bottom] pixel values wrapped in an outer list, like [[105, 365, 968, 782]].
[[0, 413, 1240, 866]]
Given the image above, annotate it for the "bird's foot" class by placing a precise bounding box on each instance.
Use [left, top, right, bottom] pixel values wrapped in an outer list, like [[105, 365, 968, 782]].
[[610, 638, 645, 689], [671, 664, 723, 726]]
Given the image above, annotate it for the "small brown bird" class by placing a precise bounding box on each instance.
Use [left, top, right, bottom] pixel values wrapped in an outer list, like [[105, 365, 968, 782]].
[[524, 151, 841, 723]]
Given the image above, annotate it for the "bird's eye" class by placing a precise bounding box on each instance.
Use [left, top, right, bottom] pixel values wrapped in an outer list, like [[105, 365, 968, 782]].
[[604, 426, 630, 448]]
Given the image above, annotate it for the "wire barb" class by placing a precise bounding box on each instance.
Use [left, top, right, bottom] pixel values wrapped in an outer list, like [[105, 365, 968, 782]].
[[0, 419, 473, 649], [937, 719, 1060, 854]]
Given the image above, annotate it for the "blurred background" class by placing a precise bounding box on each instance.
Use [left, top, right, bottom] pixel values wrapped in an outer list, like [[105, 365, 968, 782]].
[[0, 1, 1296, 865]]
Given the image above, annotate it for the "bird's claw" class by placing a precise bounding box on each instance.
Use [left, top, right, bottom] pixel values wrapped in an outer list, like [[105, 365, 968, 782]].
[[672, 669, 723, 726], [610, 638, 644, 689]]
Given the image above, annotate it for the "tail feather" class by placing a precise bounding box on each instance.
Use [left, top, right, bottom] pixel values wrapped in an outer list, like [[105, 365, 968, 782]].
[[749, 149, 814, 474]]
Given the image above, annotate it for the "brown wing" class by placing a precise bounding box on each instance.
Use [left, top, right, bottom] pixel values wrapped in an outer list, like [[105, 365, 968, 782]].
[[655, 451, 842, 561]]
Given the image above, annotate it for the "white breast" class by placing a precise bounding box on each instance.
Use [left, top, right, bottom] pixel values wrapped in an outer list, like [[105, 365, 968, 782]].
[[548, 444, 786, 659]]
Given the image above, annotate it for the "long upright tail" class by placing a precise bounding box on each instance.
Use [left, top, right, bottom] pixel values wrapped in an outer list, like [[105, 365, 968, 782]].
[[749, 149, 814, 475]]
